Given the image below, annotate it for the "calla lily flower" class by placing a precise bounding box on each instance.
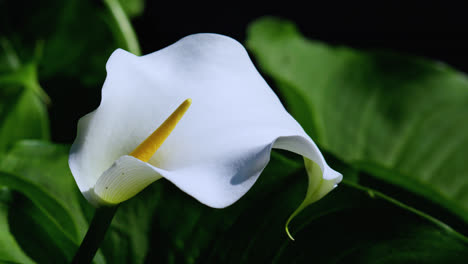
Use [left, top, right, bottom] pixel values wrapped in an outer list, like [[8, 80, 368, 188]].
[[69, 34, 342, 218]]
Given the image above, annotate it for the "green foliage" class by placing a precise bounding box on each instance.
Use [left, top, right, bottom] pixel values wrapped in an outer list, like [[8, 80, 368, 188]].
[[0, 194, 35, 264], [0, 141, 89, 239], [1, 141, 467, 263], [0, 0, 143, 262], [118, 0, 145, 18], [0, 49, 49, 153], [7, 192, 78, 263], [1, 2, 468, 262], [141, 152, 468, 263], [0, 141, 157, 263], [0, 0, 140, 94], [246, 17, 468, 226], [0, 145, 90, 263]]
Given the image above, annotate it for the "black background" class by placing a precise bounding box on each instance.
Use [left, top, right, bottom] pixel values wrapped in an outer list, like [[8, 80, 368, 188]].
[[135, 1, 468, 72], [47, 0, 468, 143]]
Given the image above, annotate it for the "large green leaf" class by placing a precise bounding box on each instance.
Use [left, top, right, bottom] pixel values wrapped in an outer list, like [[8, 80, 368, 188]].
[[0, 141, 99, 263], [0, 191, 35, 264], [143, 152, 468, 263], [246, 17, 468, 225], [0, 141, 89, 237], [7, 192, 78, 263], [0, 171, 79, 263], [0, 140, 155, 264], [2, 141, 467, 263]]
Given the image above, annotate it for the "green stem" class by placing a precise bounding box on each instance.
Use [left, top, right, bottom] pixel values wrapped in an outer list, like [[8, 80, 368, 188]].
[[0, 37, 21, 70], [72, 206, 119, 264], [343, 179, 468, 244], [103, 0, 141, 55]]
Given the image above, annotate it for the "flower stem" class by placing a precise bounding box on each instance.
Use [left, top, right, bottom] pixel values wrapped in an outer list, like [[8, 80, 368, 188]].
[[72, 206, 119, 264], [343, 179, 468, 244], [103, 0, 142, 56]]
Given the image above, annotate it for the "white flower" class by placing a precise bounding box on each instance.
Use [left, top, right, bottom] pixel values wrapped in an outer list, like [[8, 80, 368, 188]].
[[69, 34, 342, 214]]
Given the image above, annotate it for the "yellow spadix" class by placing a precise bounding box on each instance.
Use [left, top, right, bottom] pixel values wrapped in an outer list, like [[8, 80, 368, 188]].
[[130, 98, 192, 162]]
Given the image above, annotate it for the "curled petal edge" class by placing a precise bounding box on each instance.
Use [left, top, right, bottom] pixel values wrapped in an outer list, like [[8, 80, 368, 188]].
[[285, 158, 341, 240]]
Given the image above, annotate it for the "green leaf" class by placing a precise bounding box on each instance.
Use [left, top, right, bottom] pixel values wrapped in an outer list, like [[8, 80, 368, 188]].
[[143, 153, 468, 263], [0, 171, 78, 263], [0, 191, 35, 264], [0, 140, 153, 264], [0, 170, 78, 240], [7, 193, 78, 263], [117, 0, 145, 18], [1, 142, 466, 263], [0, 140, 89, 236], [246, 17, 468, 225], [0, 0, 140, 89], [0, 58, 49, 153], [0, 141, 107, 263]]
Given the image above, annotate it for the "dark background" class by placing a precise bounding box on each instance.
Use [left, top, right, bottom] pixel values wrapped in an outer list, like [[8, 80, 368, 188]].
[[48, 1, 468, 143], [136, 1, 468, 71]]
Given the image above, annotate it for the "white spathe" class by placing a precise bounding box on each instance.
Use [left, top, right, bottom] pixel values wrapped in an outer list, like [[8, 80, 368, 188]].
[[69, 33, 342, 207]]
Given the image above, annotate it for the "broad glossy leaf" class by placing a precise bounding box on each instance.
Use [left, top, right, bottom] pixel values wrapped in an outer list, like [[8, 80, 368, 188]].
[[246, 17, 468, 224], [0, 141, 89, 236], [143, 153, 468, 263], [8, 193, 78, 263], [0, 192, 35, 264], [0, 140, 155, 264], [0, 170, 78, 239], [0, 171, 79, 263], [2, 141, 466, 263], [0, 141, 101, 263]]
